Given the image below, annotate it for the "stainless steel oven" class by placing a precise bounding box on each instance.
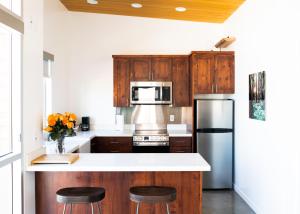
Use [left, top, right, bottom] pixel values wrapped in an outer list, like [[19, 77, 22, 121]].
[[130, 81, 172, 105], [132, 135, 170, 153]]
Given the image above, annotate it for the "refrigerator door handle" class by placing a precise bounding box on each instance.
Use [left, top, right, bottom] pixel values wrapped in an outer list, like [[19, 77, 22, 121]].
[[196, 128, 233, 133]]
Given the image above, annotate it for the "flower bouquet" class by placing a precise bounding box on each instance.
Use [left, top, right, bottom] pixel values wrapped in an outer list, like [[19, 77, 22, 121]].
[[44, 112, 77, 153]]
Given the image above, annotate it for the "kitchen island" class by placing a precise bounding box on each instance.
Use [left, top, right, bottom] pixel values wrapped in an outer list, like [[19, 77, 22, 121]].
[[27, 153, 210, 214]]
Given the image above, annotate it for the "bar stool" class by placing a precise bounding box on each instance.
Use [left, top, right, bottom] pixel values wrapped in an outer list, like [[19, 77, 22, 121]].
[[129, 186, 176, 214], [56, 187, 105, 214]]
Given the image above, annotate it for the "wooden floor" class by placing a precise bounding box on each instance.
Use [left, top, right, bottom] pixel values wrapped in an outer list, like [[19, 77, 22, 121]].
[[203, 190, 255, 214]]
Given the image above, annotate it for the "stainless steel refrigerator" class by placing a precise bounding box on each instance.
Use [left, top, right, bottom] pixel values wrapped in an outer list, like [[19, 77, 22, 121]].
[[195, 99, 234, 189]]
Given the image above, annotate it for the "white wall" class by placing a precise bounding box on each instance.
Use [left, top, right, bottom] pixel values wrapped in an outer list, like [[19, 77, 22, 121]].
[[43, 0, 70, 113], [66, 13, 223, 128], [222, 0, 300, 213], [38, 1, 300, 213], [23, 0, 44, 213]]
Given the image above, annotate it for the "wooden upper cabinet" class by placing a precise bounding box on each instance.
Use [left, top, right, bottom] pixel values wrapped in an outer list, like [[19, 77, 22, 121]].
[[172, 57, 191, 107], [113, 57, 130, 107], [151, 57, 172, 81], [130, 57, 151, 81], [192, 53, 215, 94], [191, 51, 235, 94], [214, 53, 235, 93], [113, 55, 192, 107]]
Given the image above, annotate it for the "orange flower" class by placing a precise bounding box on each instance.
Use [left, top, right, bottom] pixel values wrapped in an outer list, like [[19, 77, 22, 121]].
[[58, 115, 67, 125], [48, 115, 56, 126], [69, 113, 77, 121], [44, 126, 53, 132], [67, 122, 73, 129], [54, 113, 60, 121], [62, 117, 68, 125], [64, 112, 70, 117]]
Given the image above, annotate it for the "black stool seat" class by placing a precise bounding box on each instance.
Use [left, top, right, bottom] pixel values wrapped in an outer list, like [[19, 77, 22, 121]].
[[56, 187, 105, 204], [129, 186, 176, 204]]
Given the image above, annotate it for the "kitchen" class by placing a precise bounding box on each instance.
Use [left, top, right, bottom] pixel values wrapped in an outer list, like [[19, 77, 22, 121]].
[[1, 0, 300, 214]]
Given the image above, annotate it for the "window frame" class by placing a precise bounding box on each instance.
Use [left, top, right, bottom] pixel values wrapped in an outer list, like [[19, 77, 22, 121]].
[[0, 2, 23, 214], [43, 51, 54, 127]]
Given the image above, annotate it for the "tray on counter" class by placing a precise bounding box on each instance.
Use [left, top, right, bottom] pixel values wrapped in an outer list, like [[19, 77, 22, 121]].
[[31, 154, 79, 164]]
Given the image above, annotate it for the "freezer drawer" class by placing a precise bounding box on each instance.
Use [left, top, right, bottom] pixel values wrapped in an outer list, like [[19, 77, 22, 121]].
[[197, 132, 233, 189], [196, 100, 233, 129]]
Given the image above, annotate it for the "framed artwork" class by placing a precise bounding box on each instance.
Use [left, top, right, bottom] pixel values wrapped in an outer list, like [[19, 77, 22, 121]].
[[249, 71, 266, 121]]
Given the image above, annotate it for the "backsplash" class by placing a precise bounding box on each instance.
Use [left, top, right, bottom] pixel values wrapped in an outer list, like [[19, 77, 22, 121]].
[[119, 106, 193, 125]]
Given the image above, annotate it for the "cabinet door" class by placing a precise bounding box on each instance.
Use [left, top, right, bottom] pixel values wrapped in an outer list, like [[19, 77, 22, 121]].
[[170, 137, 192, 153], [130, 57, 151, 81], [113, 58, 130, 107], [192, 53, 215, 94], [172, 57, 191, 107], [214, 53, 235, 94], [151, 57, 172, 81], [91, 137, 132, 153]]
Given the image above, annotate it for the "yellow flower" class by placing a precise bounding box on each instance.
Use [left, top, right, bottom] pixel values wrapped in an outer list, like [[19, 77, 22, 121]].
[[69, 113, 77, 122], [44, 126, 53, 132], [67, 122, 73, 129], [64, 112, 70, 117]]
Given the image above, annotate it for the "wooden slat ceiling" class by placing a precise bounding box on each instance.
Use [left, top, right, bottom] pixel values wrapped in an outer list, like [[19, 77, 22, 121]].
[[60, 0, 245, 23]]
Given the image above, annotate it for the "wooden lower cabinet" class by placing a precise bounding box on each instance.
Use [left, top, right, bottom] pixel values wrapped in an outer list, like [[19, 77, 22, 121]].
[[170, 137, 193, 153], [91, 137, 192, 153], [91, 137, 132, 153], [35, 171, 203, 214]]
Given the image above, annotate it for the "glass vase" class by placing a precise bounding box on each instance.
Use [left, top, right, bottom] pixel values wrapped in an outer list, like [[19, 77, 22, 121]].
[[56, 136, 65, 154]]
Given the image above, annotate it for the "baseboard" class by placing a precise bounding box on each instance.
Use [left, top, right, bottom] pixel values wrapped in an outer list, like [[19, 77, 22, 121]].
[[234, 184, 260, 214]]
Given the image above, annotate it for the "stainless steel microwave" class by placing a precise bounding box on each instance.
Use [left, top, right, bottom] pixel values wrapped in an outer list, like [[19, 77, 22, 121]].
[[130, 81, 172, 105]]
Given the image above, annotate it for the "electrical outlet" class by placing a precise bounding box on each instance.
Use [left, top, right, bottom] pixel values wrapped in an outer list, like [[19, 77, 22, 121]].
[[170, 115, 175, 122]]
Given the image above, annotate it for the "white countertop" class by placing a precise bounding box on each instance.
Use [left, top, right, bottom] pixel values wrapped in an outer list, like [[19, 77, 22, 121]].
[[44, 128, 192, 154], [75, 128, 192, 138], [27, 153, 210, 172]]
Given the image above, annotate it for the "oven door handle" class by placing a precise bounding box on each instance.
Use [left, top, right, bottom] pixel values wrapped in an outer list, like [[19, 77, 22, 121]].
[[133, 142, 169, 146]]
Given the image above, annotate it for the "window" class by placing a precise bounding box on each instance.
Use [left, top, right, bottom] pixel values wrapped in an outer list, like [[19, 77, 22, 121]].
[[0, 25, 11, 157], [0, 3, 23, 214], [43, 52, 54, 127], [0, 0, 22, 16]]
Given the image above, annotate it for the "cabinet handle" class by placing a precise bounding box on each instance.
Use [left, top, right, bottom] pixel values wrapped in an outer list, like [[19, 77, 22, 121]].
[[212, 85, 214, 93], [175, 150, 186, 153], [216, 84, 218, 93], [110, 150, 119, 153], [175, 141, 186, 144], [111, 141, 120, 144]]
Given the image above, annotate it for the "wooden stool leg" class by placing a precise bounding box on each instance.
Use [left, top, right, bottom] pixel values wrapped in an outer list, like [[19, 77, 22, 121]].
[[97, 202, 102, 214], [136, 202, 140, 214], [166, 203, 170, 214], [63, 204, 67, 214]]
